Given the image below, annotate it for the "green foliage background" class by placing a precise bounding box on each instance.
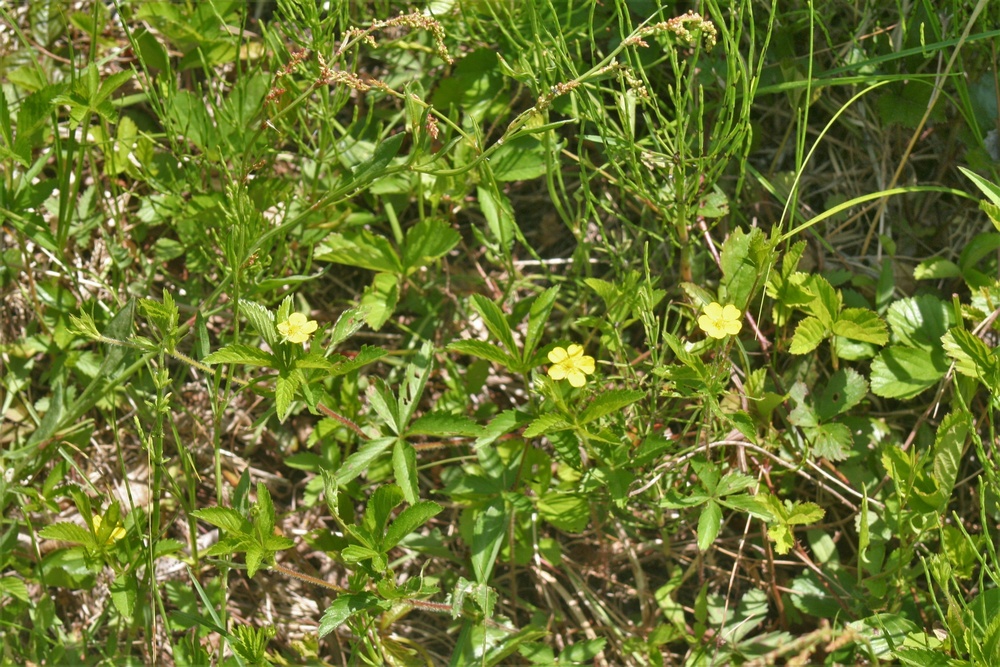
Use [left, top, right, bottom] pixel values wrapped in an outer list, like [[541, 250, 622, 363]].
[[2, 0, 1000, 665]]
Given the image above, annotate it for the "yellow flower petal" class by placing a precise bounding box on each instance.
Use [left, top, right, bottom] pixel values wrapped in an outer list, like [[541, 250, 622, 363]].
[[698, 302, 742, 339], [278, 312, 318, 345], [548, 346, 569, 364], [546, 344, 595, 386]]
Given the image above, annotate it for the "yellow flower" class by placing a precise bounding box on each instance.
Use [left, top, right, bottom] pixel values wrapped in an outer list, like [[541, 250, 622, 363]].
[[698, 302, 742, 339], [547, 344, 595, 387], [93, 515, 126, 544], [277, 312, 318, 344]]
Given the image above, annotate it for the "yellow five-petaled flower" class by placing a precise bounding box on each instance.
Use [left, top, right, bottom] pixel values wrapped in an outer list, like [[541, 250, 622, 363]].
[[698, 302, 742, 339], [93, 515, 126, 544], [547, 344, 595, 388], [277, 312, 318, 345]]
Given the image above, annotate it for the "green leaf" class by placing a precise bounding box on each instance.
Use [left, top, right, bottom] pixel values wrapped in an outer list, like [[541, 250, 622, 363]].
[[398, 341, 434, 426], [926, 412, 969, 511], [789, 316, 827, 355], [202, 344, 276, 367], [803, 275, 841, 325], [368, 379, 401, 434], [110, 573, 138, 619], [470, 294, 519, 360], [784, 501, 825, 525], [360, 272, 399, 331], [0, 575, 30, 603], [477, 185, 516, 251], [407, 412, 484, 437], [475, 410, 533, 449], [490, 135, 547, 181], [832, 308, 888, 345], [392, 440, 419, 505], [348, 132, 406, 190], [811, 422, 853, 461], [191, 507, 250, 534], [913, 257, 961, 280], [579, 389, 645, 425], [561, 638, 608, 664], [364, 484, 405, 540], [316, 230, 403, 274], [769, 524, 795, 555], [261, 533, 295, 552], [870, 346, 948, 398], [720, 227, 772, 310], [275, 372, 300, 422], [715, 471, 757, 497], [447, 339, 519, 370], [383, 501, 443, 551], [697, 500, 722, 552], [318, 593, 386, 638], [402, 217, 461, 272], [471, 499, 506, 584], [334, 437, 396, 487], [294, 353, 335, 370], [959, 166, 1000, 208], [524, 286, 559, 361], [523, 413, 572, 438], [537, 493, 590, 533], [942, 327, 999, 382], [329, 345, 387, 376], [886, 295, 951, 350], [815, 368, 868, 420], [38, 522, 93, 545], [245, 547, 263, 578], [254, 483, 275, 537], [239, 300, 277, 347], [329, 306, 367, 348]]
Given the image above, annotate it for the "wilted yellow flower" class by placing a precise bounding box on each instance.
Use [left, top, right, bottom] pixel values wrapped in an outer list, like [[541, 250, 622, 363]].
[[698, 302, 742, 339], [277, 312, 318, 344], [547, 344, 595, 388], [93, 515, 126, 544]]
